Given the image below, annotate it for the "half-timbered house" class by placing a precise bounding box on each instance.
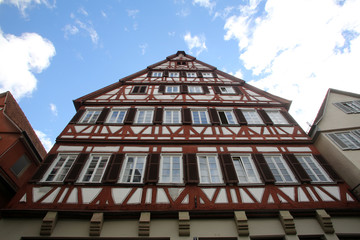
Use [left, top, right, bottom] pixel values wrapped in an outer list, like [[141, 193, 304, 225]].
[[1, 51, 360, 240]]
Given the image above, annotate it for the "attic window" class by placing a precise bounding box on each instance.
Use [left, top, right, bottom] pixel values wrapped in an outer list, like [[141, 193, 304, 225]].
[[177, 61, 186, 66], [152, 72, 163, 77], [132, 86, 147, 94], [334, 100, 360, 113]]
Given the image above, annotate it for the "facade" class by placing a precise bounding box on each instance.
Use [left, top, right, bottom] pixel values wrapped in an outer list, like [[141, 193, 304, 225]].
[[1, 52, 360, 240], [309, 88, 360, 200], [0, 91, 46, 208]]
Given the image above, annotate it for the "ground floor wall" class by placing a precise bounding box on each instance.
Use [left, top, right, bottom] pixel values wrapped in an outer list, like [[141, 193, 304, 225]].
[[1, 215, 359, 240]]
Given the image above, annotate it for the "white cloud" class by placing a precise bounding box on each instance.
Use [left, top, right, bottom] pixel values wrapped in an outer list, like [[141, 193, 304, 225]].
[[49, 103, 57, 116], [78, 7, 88, 16], [184, 32, 207, 56], [35, 129, 53, 152], [0, 0, 55, 17], [193, 0, 215, 12], [224, 0, 360, 132], [127, 9, 139, 19], [139, 43, 148, 55], [63, 24, 79, 38], [168, 31, 176, 37], [75, 19, 99, 45], [176, 8, 190, 17], [101, 10, 107, 18], [0, 30, 56, 100]]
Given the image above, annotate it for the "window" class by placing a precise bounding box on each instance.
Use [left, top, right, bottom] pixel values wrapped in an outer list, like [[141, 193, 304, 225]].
[[78, 155, 111, 183], [135, 109, 154, 124], [264, 155, 297, 183], [43, 154, 77, 182], [295, 155, 331, 182], [177, 61, 186, 66], [334, 100, 360, 113], [132, 86, 147, 94], [242, 110, 264, 125], [202, 72, 213, 77], [197, 155, 223, 184], [186, 72, 197, 77], [188, 86, 203, 93], [11, 155, 31, 177], [80, 109, 102, 124], [169, 72, 179, 77], [165, 85, 180, 93], [152, 72, 163, 77], [327, 130, 360, 150], [159, 154, 183, 183], [120, 155, 147, 183], [232, 155, 261, 183], [266, 110, 288, 124], [219, 86, 235, 94], [106, 109, 127, 124], [218, 110, 237, 125], [164, 109, 181, 124], [191, 109, 210, 124]]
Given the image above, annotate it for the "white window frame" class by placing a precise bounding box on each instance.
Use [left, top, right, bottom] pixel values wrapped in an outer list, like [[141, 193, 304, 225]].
[[42, 154, 78, 182], [186, 72, 197, 77], [197, 154, 223, 184], [242, 110, 264, 125], [106, 108, 127, 124], [135, 108, 154, 124], [169, 72, 180, 77], [265, 110, 288, 125], [79, 108, 102, 124], [165, 85, 180, 93], [163, 108, 181, 124], [327, 130, 360, 150], [191, 109, 210, 125], [188, 86, 203, 93], [159, 154, 183, 184], [202, 72, 213, 77], [232, 155, 261, 183], [217, 110, 237, 125], [78, 154, 111, 183], [152, 72, 163, 77], [219, 86, 235, 94], [119, 154, 147, 183], [295, 155, 332, 182], [264, 155, 297, 183]]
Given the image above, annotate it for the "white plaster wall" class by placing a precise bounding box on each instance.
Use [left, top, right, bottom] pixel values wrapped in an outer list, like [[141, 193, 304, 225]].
[[0, 219, 42, 239], [52, 219, 89, 237]]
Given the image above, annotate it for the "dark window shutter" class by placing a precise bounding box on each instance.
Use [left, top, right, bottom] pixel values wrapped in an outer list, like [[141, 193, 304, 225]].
[[197, 71, 203, 78], [103, 154, 124, 183], [69, 109, 85, 124], [283, 154, 311, 183], [280, 111, 297, 125], [233, 86, 243, 95], [219, 154, 238, 184], [147, 71, 152, 77], [124, 108, 137, 124], [145, 154, 160, 183], [96, 108, 110, 124], [29, 154, 57, 182], [257, 110, 273, 125], [158, 84, 165, 93], [163, 70, 169, 77], [64, 153, 89, 183], [182, 108, 192, 125], [154, 108, 163, 124], [181, 85, 188, 94], [209, 108, 220, 125], [184, 153, 199, 184], [202, 86, 210, 94], [213, 86, 221, 94], [180, 71, 186, 77], [252, 154, 275, 183], [212, 72, 218, 78], [313, 155, 343, 182], [234, 109, 247, 125]]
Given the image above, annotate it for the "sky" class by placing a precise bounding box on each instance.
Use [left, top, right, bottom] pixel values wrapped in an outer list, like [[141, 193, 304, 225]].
[[0, 0, 359, 152]]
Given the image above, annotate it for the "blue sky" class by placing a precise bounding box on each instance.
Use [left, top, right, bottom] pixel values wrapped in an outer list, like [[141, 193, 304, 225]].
[[0, 0, 359, 151]]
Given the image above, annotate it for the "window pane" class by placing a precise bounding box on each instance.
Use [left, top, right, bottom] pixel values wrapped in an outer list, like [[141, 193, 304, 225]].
[[198, 155, 222, 184], [44, 155, 77, 182], [11, 155, 31, 176], [160, 155, 182, 183], [296, 155, 331, 182], [242, 110, 263, 124], [266, 111, 288, 124], [121, 156, 146, 183], [80, 155, 110, 183], [264, 155, 296, 183]]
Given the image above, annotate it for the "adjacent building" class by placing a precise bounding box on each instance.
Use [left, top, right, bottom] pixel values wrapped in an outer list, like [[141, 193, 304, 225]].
[[1, 52, 360, 240], [0, 91, 46, 208], [309, 88, 360, 200]]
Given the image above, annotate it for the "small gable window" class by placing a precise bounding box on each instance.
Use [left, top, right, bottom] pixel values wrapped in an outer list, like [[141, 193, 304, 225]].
[[152, 72, 163, 77], [265, 110, 288, 125], [188, 86, 203, 94], [165, 86, 180, 93], [202, 72, 213, 77], [177, 61, 186, 66], [186, 72, 197, 77], [242, 110, 264, 125], [135, 109, 154, 124], [132, 86, 147, 94], [218, 110, 237, 125], [80, 109, 102, 124], [219, 86, 235, 94], [169, 72, 180, 77], [106, 109, 127, 124]]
